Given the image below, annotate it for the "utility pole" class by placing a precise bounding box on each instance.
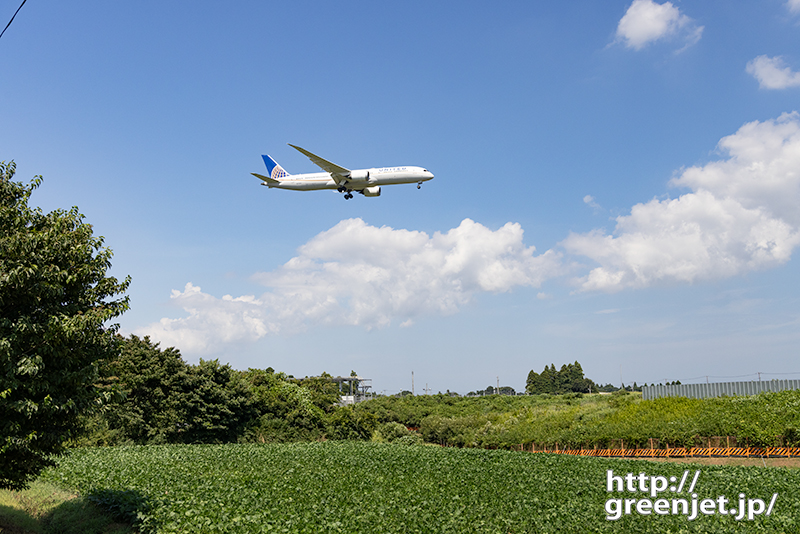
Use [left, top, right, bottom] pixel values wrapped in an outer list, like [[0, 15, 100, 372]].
[[497, 376, 500, 395], [412, 371, 415, 396]]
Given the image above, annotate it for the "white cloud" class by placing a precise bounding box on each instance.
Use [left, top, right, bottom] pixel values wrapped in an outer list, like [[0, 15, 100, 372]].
[[137, 284, 275, 354], [583, 195, 602, 210], [788, 0, 800, 14], [563, 113, 800, 292], [139, 113, 800, 351], [672, 112, 800, 225], [615, 0, 703, 51], [746, 56, 800, 90], [138, 219, 562, 352]]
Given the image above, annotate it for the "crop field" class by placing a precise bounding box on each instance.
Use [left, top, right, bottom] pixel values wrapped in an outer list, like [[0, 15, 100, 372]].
[[42, 442, 800, 533]]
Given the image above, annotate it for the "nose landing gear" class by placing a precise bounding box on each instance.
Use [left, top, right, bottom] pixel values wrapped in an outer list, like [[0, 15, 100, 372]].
[[417, 182, 422, 189]]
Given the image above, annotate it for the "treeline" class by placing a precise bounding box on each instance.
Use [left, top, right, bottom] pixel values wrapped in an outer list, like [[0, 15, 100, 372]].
[[525, 361, 642, 394], [356, 389, 800, 449], [77, 335, 376, 446], [77, 340, 800, 451], [525, 362, 596, 394]]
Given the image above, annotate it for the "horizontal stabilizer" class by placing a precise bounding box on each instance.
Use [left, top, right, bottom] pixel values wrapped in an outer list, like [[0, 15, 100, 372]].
[[251, 172, 279, 183]]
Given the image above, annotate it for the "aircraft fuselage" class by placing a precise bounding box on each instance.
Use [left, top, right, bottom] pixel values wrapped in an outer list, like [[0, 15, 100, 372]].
[[252, 145, 433, 199], [264, 166, 433, 191]]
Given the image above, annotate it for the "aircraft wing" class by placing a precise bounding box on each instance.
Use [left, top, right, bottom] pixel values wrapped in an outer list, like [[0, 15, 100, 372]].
[[288, 144, 350, 185]]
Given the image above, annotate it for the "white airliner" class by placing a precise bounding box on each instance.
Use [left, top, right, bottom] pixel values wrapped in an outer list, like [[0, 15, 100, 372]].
[[251, 144, 434, 200]]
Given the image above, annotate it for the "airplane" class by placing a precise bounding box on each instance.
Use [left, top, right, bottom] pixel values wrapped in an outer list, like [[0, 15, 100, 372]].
[[251, 144, 434, 200]]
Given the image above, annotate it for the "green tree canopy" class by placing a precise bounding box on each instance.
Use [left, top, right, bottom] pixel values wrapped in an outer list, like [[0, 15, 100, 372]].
[[0, 161, 130, 489], [103, 335, 257, 444], [526, 361, 597, 395]]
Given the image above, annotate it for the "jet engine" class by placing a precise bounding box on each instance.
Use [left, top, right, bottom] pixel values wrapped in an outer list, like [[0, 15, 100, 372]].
[[361, 186, 381, 197], [348, 170, 370, 182]]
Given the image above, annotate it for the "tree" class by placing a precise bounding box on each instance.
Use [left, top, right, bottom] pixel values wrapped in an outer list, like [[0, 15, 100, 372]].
[[178, 358, 256, 443], [102, 335, 257, 444], [539, 365, 556, 394], [242, 368, 330, 442], [0, 161, 130, 489], [104, 335, 187, 444], [526, 361, 597, 395]]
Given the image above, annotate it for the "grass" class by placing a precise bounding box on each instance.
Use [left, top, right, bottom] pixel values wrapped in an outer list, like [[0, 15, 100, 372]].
[[0, 480, 136, 534]]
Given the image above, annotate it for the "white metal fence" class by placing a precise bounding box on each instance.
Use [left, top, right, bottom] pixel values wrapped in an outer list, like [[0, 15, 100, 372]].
[[642, 379, 800, 400]]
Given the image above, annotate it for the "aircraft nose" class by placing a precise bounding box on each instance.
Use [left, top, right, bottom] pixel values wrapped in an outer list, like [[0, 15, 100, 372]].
[[424, 170, 434, 180]]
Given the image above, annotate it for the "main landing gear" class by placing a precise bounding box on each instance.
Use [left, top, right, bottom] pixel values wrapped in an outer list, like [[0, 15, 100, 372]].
[[338, 184, 354, 200]]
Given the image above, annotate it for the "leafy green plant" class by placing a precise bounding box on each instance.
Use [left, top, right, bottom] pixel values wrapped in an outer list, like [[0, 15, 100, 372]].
[[40, 442, 800, 533], [0, 161, 130, 490]]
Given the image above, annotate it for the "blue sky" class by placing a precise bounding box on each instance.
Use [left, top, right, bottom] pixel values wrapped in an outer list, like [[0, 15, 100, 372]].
[[3, 1, 800, 394]]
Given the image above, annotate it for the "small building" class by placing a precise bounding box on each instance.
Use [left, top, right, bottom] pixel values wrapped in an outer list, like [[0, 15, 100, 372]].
[[307, 375, 373, 405]]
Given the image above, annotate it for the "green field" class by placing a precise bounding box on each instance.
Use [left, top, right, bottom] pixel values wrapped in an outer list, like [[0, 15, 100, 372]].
[[41, 442, 800, 533]]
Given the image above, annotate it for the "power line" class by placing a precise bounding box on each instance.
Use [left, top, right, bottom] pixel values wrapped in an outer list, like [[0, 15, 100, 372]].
[[0, 0, 28, 41]]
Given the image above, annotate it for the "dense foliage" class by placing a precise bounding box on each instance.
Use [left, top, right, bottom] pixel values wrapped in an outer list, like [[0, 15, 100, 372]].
[[358, 389, 800, 449], [0, 161, 130, 490], [76, 337, 800, 452], [526, 361, 597, 394], [102, 335, 256, 444], [42, 442, 800, 533], [78, 335, 375, 446]]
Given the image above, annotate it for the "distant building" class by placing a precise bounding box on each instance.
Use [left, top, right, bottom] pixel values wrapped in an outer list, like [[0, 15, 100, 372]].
[[307, 375, 373, 405]]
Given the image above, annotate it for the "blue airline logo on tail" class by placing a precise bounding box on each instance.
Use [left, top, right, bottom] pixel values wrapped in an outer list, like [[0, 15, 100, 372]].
[[262, 155, 289, 180]]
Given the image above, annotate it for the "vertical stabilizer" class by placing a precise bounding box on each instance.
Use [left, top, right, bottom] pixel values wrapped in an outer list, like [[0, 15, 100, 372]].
[[262, 155, 290, 180]]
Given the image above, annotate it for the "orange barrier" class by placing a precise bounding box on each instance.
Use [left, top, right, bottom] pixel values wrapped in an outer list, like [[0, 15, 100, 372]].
[[530, 446, 800, 458]]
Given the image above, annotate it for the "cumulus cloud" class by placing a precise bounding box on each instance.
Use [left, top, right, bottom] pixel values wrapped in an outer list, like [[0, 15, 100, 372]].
[[615, 0, 703, 51], [138, 219, 562, 352], [140, 113, 800, 351], [746, 56, 800, 90], [562, 112, 800, 292], [140, 285, 274, 354]]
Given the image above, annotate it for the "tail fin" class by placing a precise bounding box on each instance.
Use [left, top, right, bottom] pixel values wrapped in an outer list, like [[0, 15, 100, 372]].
[[262, 155, 290, 180]]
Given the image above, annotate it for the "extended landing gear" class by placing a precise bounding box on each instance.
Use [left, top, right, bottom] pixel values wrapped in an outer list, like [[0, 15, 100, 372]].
[[417, 182, 422, 189], [343, 192, 353, 200]]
